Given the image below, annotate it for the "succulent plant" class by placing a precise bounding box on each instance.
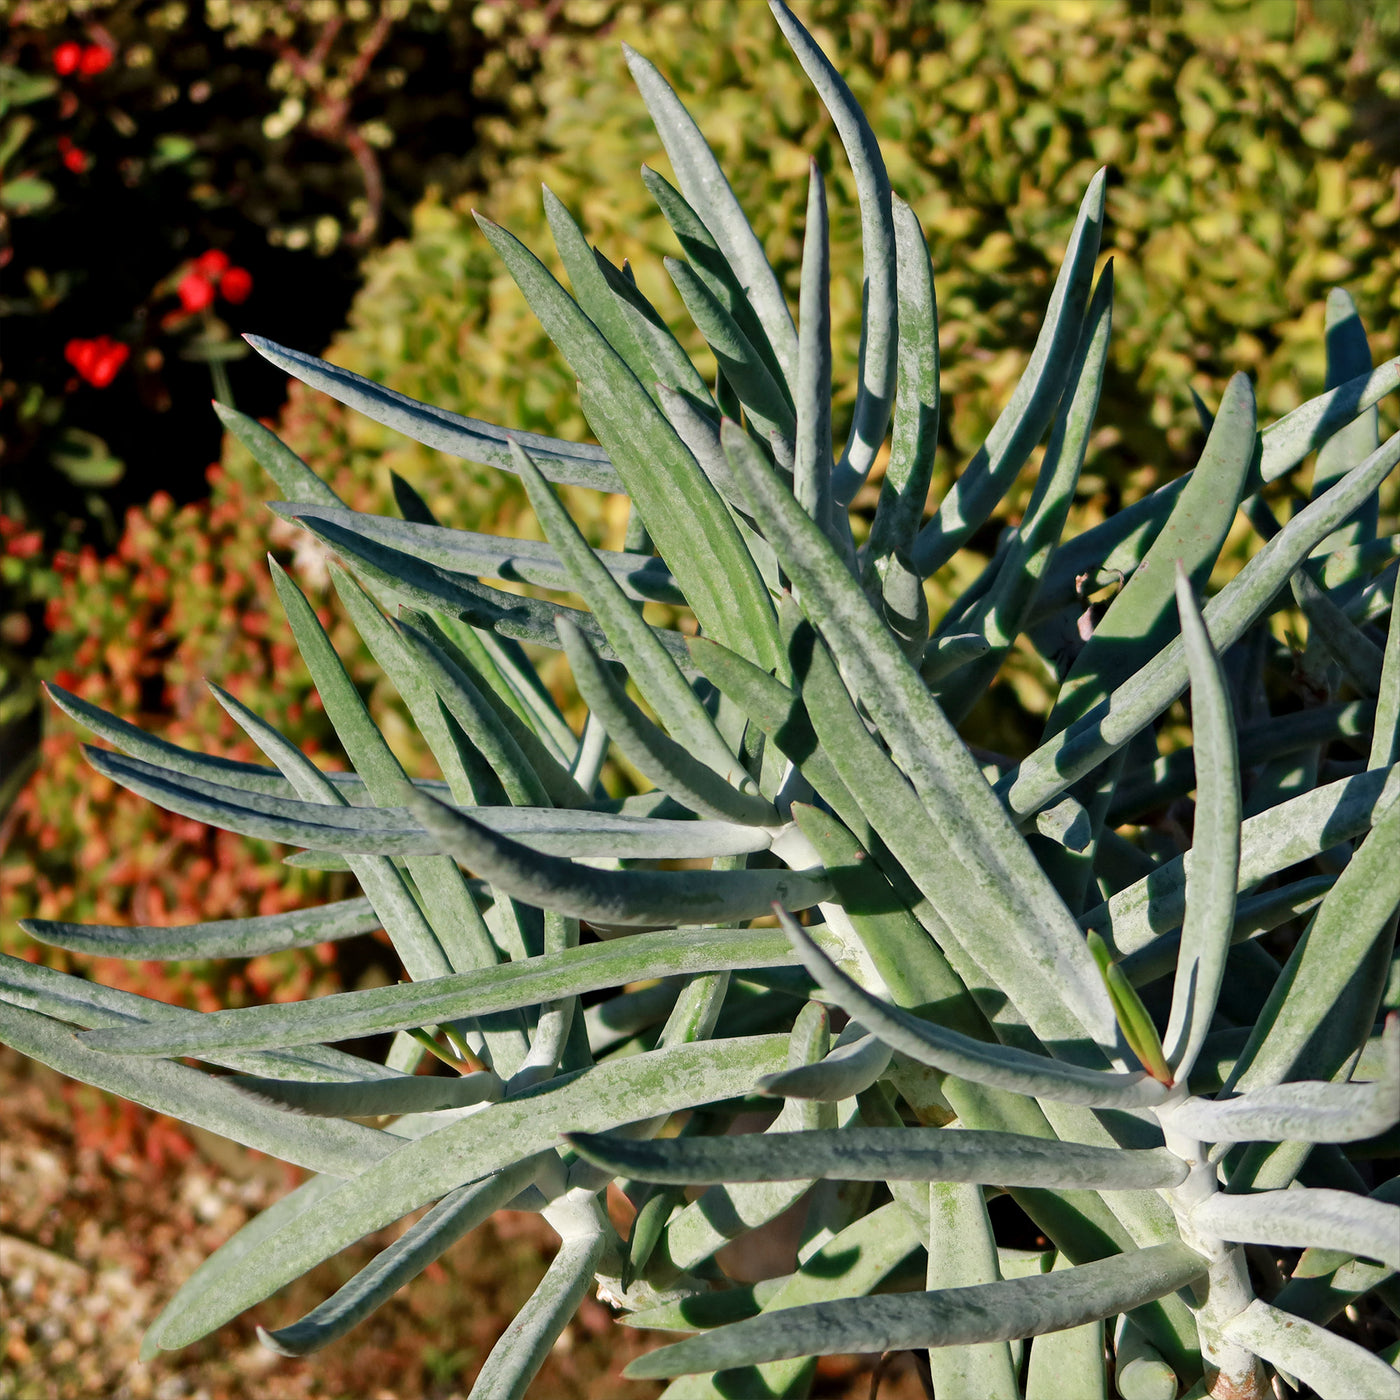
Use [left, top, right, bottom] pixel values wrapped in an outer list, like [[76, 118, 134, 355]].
[[7, 3, 1399, 1395]]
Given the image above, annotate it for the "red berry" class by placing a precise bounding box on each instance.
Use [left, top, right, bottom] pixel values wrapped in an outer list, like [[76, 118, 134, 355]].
[[64, 336, 128, 387], [53, 42, 82, 76], [61, 145, 89, 174], [219, 266, 253, 304], [178, 272, 215, 313], [88, 340, 130, 388], [79, 45, 113, 77], [193, 249, 230, 280]]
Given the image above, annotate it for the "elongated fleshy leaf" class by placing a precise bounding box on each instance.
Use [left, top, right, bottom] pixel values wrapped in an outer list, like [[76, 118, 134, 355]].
[[556, 619, 776, 826], [0, 999, 392, 1177], [246, 335, 620, 490], [912, 172, 1105, 576], [0, 951, 396, 1082], [1292, 567, 1385, 696], [625, 1242, 1207, 1378], [792, 159, 835, 537], [568, 1126, 1186, 1191], [1221, 1299, 1400, 1400], [1226, 793, 1400, 1093], [217, 400, 342, 506], [937, 263, 1113, 722], [80, 744, 765, 861], [728, 426, 1120, 1054], [473, 212, 784, 674], [20, 897, 379, 960], [230, 1071, 503, 1118], [75, 924, 832, 1059], [258, 1162, 535, 1357], [623, 46, 798, 381], [1085, 765, 1397, 956], [405, 789, 827, 926], [864, 196, 939, 574], [779, 913, 1165, 1108], [1162, 569, 1241, 1082], [1164, 1024, 1399, 1143], [145, 1034, 789, 1351], [756, 1029, 892, 1101], [510, 441, 749, 776], [1191, 1189, 1400, 1271], [770, 0, 894, 498], [1001, 429, 1400, 817], [1033, 359, 1400, 622], [273, 503, 683, 605]]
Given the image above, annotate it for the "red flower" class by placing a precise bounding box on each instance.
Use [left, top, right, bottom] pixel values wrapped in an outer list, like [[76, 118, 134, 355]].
[[79, 45, 114, 77], [194, 249, 230, 280], [53, 41, 82, 76], [64, 336, 129, 388], [219, 266, 253, 304], [178, 272, 215, 313]]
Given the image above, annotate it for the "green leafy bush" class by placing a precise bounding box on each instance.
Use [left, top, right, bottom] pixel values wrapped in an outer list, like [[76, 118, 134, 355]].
[[5, 2, 1398, 1396]]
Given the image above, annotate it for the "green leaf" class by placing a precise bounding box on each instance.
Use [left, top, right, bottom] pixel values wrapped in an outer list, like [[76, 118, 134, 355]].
[[80, 743, 767, 862], [556, 619, 776, 826], [770, 0, 895, 498], [623, 47, 797, 383], [863, 196, 940, 573], [467, 1211, 607, 1400], [230, 1071, 503, 1118], [568, 1126, 1186, 1191], [404, 788, 828, 926], [1032, 359, 1400, 625], [666, 254, 794, 442], [924, 1181, 1019, 1400], [624, 1242, 1207, 1378], [245, 336, 620, 490], [1002, 429, 1400, 818], [757, 1027, 891, 1101], [0, 951, 396, 1083], [1162, 568, 1241, 1083], [215, 402, 343, 507], [1048, 372, 1256, 735], [1224, 792, 1400, 1094], [1086, 931, 1171, 1085], [1291, 568, 1385, 696], [1085, 766, 1397, 957], [0, 999, 392, 1178], [1191, 1189, 1400, 1272], [1220, 1299, 1400, 1400], [935, 263, 1113, 724], [660, 1004, 833, 1272], [792, 159, 836, 539], [399, 610, 594, 809], [543, 185, 654, 389], [912, 171, 1106, 576], [144, 1033, 789, 1351], [780, 912, 1166, 1109], [73, 925, 830, 1059], [273, 502, 683, 606], [1025, 1255, 1107, 1400], [20, 898, 379, 961], [257, 1165, 533, 1357], [473, 213, 784, 674], [511, 440, 747, 772], [1164, 1022, 1399, 1143], [727, 431, 1117, 1053]]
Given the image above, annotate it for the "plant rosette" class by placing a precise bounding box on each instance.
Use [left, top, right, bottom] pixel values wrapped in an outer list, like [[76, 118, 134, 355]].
[[6, 4, 1398, 1398]]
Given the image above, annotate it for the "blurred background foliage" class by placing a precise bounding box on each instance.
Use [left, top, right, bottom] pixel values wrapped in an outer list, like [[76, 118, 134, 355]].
[[4, 0, 1399, 1004]]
